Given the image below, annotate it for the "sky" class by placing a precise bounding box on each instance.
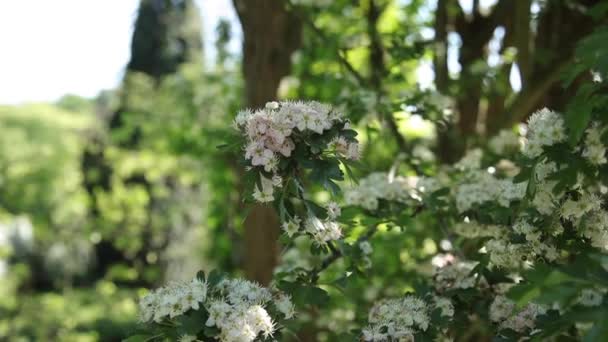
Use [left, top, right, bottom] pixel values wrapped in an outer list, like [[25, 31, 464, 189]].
[[0, 0, 239, 104], [0, 0, 517, 105]]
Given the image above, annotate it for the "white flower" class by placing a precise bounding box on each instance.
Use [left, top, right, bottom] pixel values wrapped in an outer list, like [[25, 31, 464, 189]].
[[326, 201, 341, 219], [359, 241, 373, 255], [535, 159, 558, 182], [245, 141, 274, 167], [274, 294, 296, 319], [168, 295, 186, 318], [271, 175, 283, 187], [138, 292, 157, 323], [346, 142, 361, 160], [454, 171, 525, 213], [265, 101, 279, 110], [365, 296, 430, 340], [533, 184, 557, 215], [580, 210, 608, 250], [489, 295, 514, 322], [523, 108, 566, 158], [499, 301, 547, 333], [246, 305, 275, 338], [560, 192, 601, 221], [582, 122, 607, 165], [138, 276, 211, 323], [253, 175, 275, 203], [234, 109, 252, 129], [592, 70, 603, 83], [344, 172, 418, 210], [305, 216, 342, 245], [281, 216, 301, 238], [576, 288, 605, 307], [329, 136, 348, 154], [178, 334, 198, 342], [206, 301, 229, 327], [433, 296, 454, 317], [187, 277, 207, 309], [434, 261, 480, 291]]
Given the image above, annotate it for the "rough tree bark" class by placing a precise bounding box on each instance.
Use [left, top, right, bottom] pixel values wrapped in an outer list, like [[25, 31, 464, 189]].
[[233, 0, 302, 285]]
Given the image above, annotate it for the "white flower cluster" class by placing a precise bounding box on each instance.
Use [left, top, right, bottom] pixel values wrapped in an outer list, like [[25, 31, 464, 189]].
[[139, 276, 295, 342], [238, 101, 354, 167], [362, 296, 430, 341], [139, 276, 208, 322], [580, 209, 608, 250], [433, 261, 481, 292], [582, 122, 607, 165], [328, 135, 361, 161], [205, 278, 295, 342], [252, 174, 280, 203], [432, 296, 455, 317], [344, 172, 419, 211], [514, 218, 559, 256], [282, 212, 342, 245], [207, 302, 274, 341], [484, 217, 561, 269], [560, 191, 602, 221], [489, 295, 547, 333], [483, 184, 607, 269], [522, 108, 566, 158], [236, 101, 358, 203], [416, 176, 444, 195], [531, 160, 560, 215], [281, 216, 301, 238], [489, 129, 521, 155], [305, 216, 342, 245], [454, 170, 526, 213], [454, 148, 483, 171], [485, 238, 533, 269], [576, 288, 606, 307]]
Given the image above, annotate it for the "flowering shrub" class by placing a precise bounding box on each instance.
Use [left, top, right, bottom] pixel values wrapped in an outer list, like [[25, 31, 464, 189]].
[[356, 107, 608, 340], [130, 271, 294, 342], [235, 101, 360, 247], [128, 31, 608, 341]]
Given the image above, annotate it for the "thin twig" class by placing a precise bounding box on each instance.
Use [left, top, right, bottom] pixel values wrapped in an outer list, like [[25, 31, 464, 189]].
[[285, 1, 367, 86], [309, 224, 378, 283], [310, 205, 424, 283]]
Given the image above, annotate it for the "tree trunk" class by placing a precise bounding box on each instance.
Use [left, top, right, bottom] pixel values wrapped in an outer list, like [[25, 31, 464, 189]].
[[233, 0, 302, 285]]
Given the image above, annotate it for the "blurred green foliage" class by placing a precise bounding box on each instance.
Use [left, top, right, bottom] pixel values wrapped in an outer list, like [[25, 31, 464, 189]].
[[2, 282, 138, 341], [1, 0, 606, 341]]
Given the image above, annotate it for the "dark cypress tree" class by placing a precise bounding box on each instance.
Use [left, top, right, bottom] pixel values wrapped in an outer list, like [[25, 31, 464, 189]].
[[127, 0, 203, 79]]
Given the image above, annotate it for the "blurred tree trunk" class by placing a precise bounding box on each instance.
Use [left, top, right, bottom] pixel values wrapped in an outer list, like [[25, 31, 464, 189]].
[[233, 0, 302, 285], [488, 0, 597, 133], [433, 0, 598, 161]]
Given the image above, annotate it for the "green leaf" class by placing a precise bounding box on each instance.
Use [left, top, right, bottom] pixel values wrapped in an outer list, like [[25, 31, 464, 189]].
[[583, 311, 608, 342], [207, 269, 224, 287], [176, 310, 207, 336], [122, 335, 153, 342], [564, 91, 593, 147]]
